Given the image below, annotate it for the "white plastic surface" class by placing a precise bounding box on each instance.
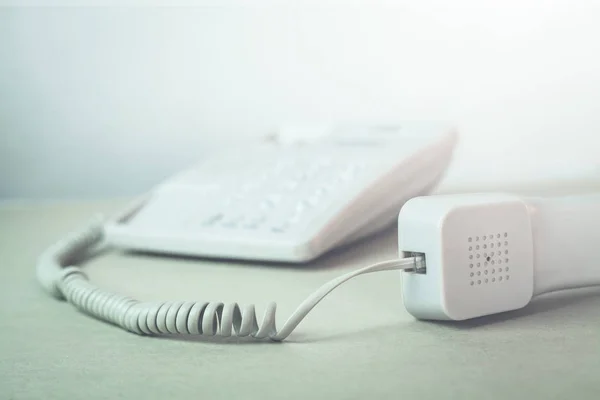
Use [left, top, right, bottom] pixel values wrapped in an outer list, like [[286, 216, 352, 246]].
[[400, 192, 600, 321], [105, 122, 458, 262], [526, 194, 600, 296], [399, 193, 535, 321]]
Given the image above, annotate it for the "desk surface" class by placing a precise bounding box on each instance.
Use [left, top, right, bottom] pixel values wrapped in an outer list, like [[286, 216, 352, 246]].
[[1, 199, 600, 399]]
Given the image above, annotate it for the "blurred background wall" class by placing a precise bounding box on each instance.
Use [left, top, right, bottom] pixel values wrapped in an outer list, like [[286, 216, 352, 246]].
[[2, 0, 600, 201]]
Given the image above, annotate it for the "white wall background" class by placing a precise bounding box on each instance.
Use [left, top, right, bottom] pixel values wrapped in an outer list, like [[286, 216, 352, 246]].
[[2, 1, 600, 201]]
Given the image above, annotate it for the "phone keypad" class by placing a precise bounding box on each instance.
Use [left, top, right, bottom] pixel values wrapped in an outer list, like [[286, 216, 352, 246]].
[[132, 150, 370, 236]]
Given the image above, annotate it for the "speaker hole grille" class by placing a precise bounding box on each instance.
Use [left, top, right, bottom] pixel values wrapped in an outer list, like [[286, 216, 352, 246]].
[[468, 232, 510, 286]]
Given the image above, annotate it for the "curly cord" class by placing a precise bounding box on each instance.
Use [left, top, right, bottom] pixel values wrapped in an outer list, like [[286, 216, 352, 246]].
[[36, 217, 420, 341]]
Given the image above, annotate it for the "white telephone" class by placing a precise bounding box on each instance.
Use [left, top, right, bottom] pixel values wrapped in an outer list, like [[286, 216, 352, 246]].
[[35, 123, 600, 342], [104, 122, 458, 262]]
